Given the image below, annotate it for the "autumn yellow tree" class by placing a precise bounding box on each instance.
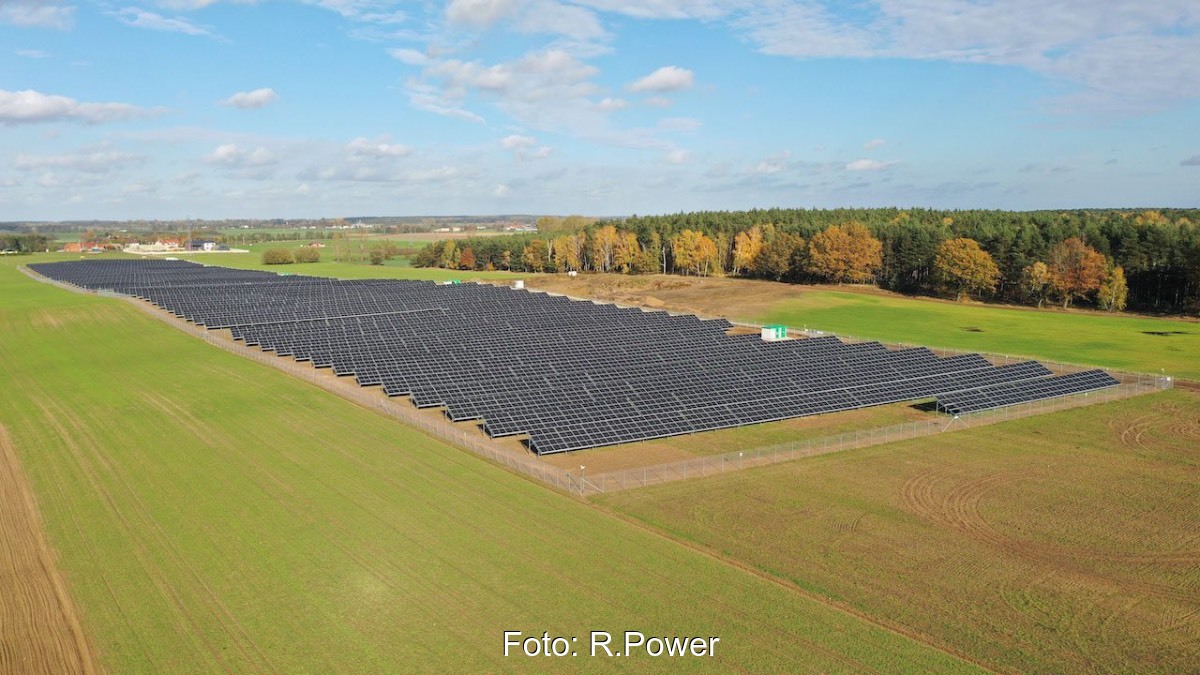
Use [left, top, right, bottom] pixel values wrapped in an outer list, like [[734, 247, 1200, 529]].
[[521, 239, 549, 272], [552, 233, 585, 272], [1098, 266, 1128, 312], [1021, 261, 1052, 308], [612, 230, 641, 273], [672, 230, 719, 276], [590, 225, 618, 272], [805, 222, 882, 284], [439, 240, 458, 269], [752, 232, 804, 281], [732, 225, 764, 274], [933, 237, 1000, 300], [1047, 237, 1107, 308]]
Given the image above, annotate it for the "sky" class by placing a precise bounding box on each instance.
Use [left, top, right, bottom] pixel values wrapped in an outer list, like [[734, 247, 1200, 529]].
[[1, 0, 1199, 220]]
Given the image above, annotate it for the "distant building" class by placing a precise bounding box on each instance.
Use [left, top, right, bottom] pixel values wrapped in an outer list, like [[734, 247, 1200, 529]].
[[62, 241, 109, 253], [123, 239, 183, 253]]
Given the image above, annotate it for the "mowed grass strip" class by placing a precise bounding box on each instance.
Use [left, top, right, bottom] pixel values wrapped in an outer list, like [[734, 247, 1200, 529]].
[[759, 289, 1198, 380], [0, 259, 979, 673], [600, 388, 1200, 673]]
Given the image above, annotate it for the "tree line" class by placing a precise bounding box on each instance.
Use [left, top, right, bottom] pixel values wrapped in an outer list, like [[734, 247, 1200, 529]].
[[0, 232, 55, 253], [413, 209, 1200, 314]]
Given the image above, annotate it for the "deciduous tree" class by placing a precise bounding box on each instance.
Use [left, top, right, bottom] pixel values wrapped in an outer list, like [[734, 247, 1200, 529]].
[[732, 225, 764, 275], [1098, 266, 1128, 312], [672, 230, 718, 276], [459, 246, 476, 270], [613, 230, 641, 273], [1021, 261, 1052, 308], [521, 239, 550, 272], [752, 232, 803, 281], [1047, 237, 1107, 308], [590, 225, 618, 272], [933, 237, 1000, 300], [806, 222, 882, 283]]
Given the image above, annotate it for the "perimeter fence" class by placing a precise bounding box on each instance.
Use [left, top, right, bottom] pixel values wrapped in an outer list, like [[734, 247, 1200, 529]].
[[22, 266, 1174, 497]]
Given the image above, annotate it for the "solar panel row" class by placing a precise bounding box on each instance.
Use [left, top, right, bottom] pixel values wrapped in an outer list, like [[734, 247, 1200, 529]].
[[30, 259, 1120, 455], [935, 369, 1119, 415]]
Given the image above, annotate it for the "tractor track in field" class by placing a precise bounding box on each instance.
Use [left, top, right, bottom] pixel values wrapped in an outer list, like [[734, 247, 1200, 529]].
[[0, 423, 101, 675], [900, 470, 1200, 597]]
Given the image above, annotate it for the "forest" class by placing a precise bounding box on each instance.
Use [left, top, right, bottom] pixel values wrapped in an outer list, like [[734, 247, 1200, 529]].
[[412, 208, 1200, 314]]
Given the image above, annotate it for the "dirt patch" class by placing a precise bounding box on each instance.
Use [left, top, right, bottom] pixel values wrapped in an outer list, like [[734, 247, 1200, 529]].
[[523, 273, 800, 322], [0, 424, 101, 675]]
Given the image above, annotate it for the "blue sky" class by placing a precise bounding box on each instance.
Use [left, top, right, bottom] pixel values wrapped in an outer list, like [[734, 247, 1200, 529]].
[[2, 0, 1198, 220]]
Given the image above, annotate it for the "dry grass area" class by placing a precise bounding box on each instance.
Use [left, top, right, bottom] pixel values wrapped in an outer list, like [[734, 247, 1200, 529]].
[[523, 274, 799, 323], [0, 424, 100, 675], [601, 387, 1200, 673]]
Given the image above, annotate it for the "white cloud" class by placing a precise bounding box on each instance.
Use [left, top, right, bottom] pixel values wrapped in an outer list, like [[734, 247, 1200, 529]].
[[517, 0, 606, 40], [446, 0, 607, 41], [446, 0, 522, 27], [347, 135, 411, 158], [113, 7, 217, 37], [500, 134, 552, 160], [405, 81, 487, 124], [845, 158, 899, 171], [207, 143, 278, 167], [628, 65, 694, 93], [665, 148, 689, 164], [405, 166, 460, 182], [14, 150, 144, 173], [864, 138, 886, 150], [644, 96, 672, 107], [388, 47, 428, 65], [155, 0, 223, 9], [306, 0, 407, 24], [0, 89, 155, 125], [0, 0, 75, 29], [738, 0, 1200, 114], [573, 0, 747, 20], [15, 48, 49, 58], [222, 88, 278, 109], [658, 116, 701, 133], [493, 183, 511, 196], [418, 49, 601, 130], [596, 97, 627, 111], [500, 134, 536, 149]]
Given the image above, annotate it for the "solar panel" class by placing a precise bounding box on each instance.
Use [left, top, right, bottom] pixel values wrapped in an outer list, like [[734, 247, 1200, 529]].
[[30, 259, 1118, 455], [935, 369, 1119, 415]]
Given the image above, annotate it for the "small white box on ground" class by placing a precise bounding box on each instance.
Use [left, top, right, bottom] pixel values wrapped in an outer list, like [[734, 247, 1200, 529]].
[[761, 325, 788, 341]]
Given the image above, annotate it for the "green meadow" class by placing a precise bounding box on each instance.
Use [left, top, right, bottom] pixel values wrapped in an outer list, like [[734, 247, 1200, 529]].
[[0, 253, 977, 672], [761, 289, 1198, 379]]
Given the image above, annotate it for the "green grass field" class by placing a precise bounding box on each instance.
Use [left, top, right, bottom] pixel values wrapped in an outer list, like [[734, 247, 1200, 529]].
[[0, 255, 978, 672], [761, 289, 1198, 379], [600, 388, 1200, 673]]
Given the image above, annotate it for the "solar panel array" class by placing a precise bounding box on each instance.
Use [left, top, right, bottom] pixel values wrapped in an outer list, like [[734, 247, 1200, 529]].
[[30, 259, 1122, 454], [935, 369, 1119, 415]]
